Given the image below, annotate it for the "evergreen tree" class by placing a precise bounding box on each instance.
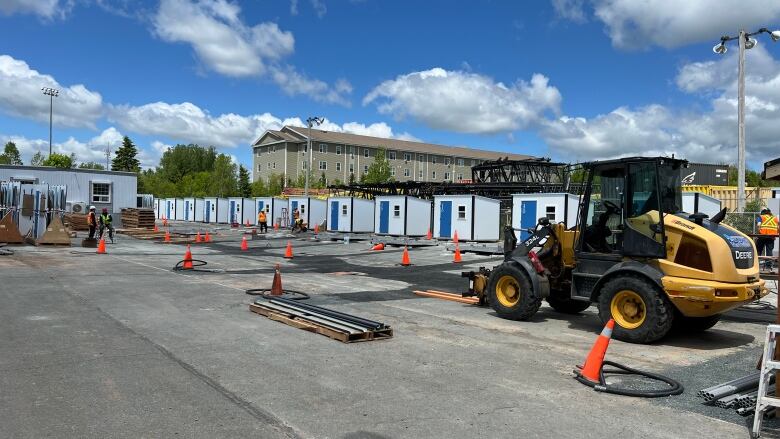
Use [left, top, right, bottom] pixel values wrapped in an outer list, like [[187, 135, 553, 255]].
[[112, 136, 141, 172], [238, 165, 252, 197], [1, 141, 23, 165]]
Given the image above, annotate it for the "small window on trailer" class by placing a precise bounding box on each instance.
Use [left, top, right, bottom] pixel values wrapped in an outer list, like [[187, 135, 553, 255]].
[[546, 205, 556, 220], [91, 182, 111, 203], [301, 204, 306, 214], [393, 205, 400, 217], [457, 205, 466, 219], [341, 204, 348, 216]]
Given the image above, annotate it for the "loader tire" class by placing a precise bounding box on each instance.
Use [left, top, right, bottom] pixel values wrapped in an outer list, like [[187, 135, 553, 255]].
[[674, 314, 721, 332], [597, 275, 674, 344], [488, 263, 541, 321], [546, 295, 591, 314]]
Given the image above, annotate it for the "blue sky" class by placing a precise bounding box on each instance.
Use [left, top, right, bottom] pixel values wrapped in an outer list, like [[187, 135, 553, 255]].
[[1, 0, 780, 171]]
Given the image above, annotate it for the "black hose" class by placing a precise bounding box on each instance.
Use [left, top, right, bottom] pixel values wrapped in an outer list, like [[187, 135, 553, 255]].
[[245, 289, 310, 300], [172, 259, 217, 272], [574, 360, 684, 398]]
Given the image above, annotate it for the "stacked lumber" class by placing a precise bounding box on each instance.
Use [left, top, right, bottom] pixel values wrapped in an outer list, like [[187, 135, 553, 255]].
[[63, 213, 89, 231], [120, 208, 155, 229]]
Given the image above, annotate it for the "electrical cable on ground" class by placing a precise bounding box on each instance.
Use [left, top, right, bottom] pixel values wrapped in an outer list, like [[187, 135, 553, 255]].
[[244, 288, 310, 300], [574, 360, 684, 398], [171, 259, 224, 272]]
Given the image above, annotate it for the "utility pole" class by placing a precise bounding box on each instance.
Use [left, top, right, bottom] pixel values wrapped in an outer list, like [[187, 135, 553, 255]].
[[737, 29, 746, 212], [305, 116, 324, 195], [41, 87, 59, 157], [105, 144, 112, 170]]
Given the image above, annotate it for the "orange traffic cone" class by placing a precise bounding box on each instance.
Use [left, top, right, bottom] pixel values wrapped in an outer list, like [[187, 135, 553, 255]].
[[426, 228, 432, 240], [205, 232, 211, 243], [284, 241, 293, 259], [314, 224, 319, 234], [578, 319, 615, 383], [162, 216, 168, 227], [182, 245, 194, 270], [372, 243, 385, 251], [270, 264, 283, 296], [154, 224, 159, 233], [164, 230, 171, 243], [195, 231, 202, 243], [96, 237, 107, 254], [245, 219, 250, 227], [401, 246, 411, 266], [453, 244, 462, 263], [241, 236, 249, 251], [453, 230, 459, 244], [274, 222, 279, 230]]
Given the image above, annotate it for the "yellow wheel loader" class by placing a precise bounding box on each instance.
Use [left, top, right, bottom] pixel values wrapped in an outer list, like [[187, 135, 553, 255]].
[[465, 157, 766, 343]]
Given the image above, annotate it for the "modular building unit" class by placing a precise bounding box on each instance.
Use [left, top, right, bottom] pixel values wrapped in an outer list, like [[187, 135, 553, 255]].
[[193, 198, 205, 222], [181, 197, 196, 221], [202, 197, 222, 223], [164, 198, 177, 221], [512, 193, 579, 240], [175, 198, 186, 221], [154, 198, 160, 219], [327, 197, 375, 233], [433, 195, 500, 241], [374, 195, 431, 236], [681, 192, 722, 218], [242, 198, 255, 224], [255, 197, 285, 226], [288, 197, 327, 228], [228, 197, 246, 224]]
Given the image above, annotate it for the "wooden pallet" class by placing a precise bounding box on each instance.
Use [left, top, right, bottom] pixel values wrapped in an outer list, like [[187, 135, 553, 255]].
[[120, 208, 155, 229], [249, 303, 393, 343], [63, 213, 89, 231]]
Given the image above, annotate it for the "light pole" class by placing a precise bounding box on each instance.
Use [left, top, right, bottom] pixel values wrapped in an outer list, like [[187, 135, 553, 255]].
[[713, 28, 780, 212], [305, 116, 324, 195], [41, 87, 59, 157]]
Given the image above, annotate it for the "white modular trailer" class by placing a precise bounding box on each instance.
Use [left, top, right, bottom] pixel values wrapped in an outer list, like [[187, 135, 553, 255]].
[[374, 195, 431, 236], [512, 193, 579, 241], [254, 197, 285, 226], [181, 198, 196, 221], [202, 197, 229, 223], [327, 197, 375, 233], [433, 195, 500, 241], [163, 198, 177, 221], [227, 197, 246, 224], [242, 198, 255, 224], [154, 198, 160, 219], [193, 198, 205, 222], [287, 197, 327, 228], [682, 192, 722, 218], [175, 198, 186, 221]]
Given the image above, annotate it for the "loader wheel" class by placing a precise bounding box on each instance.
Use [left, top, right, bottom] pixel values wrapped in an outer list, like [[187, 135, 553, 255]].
[[674, 314, 721, 332], [488, 264, 541, 321], [546, 295, 591, 314], [597, 275, 674, 344]]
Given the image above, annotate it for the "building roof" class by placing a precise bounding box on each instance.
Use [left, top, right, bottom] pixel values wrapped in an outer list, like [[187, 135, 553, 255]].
[[0, 164, 138, 177], [253, 125, 532, 161]]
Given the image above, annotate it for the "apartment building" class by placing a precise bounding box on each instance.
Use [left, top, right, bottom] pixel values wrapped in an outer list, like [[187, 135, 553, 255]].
[[252, 126, 531, 186]]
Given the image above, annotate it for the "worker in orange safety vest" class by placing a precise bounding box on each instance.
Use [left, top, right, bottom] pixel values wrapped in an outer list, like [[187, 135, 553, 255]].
[[86, 206, 97, 239], [756, 208, 778, 270], [258, 209, 268, 233]]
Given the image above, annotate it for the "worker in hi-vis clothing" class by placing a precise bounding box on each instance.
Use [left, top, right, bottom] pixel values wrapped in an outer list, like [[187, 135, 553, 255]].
[[86, 206, 97, 239], [756, 208, 778, 270], [258, 209, 268, 233]]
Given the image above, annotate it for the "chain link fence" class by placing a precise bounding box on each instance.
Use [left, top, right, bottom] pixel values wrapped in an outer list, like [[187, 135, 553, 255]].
[[722, 211, 761, 235]]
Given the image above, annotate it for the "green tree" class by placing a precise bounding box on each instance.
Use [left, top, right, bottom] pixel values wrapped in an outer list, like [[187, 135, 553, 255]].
[[42, 152, 74, 168], [178, 171, 212, 197], [363, 148, 392, 183], [30, 151, 45, 166], [158, 144, 217, 183], [250, 178, 267, 197], [1, 141, 23, 165], [211, 154, 238, 197], [79, 161, 105, 170], [238, 165, 251, 197], [111, 136, 141, 172], [348, 172, 356, 185], [267, 173, 285, 196]]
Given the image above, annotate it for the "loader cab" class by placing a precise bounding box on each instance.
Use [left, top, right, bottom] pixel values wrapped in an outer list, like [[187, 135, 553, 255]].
[[571, 157, 686, 299]]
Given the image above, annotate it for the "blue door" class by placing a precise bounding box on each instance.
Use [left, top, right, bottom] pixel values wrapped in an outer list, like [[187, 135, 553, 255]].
[[205, 201, 211, 223], [439, 201, 452, 238], [229, 201, 236, 223], [185, 201, 190, 221], [166, 202, 171, 219], [379, 201, 389, 233], [291, 201, 298, 225], [330, 201, 340, 231], [520, 200, 537, 240]]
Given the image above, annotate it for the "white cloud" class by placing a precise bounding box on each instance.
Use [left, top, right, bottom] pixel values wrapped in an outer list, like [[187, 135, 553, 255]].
[[0, 54, 103, 128], [1, 127, 123, 165], [310, 0, 326, 18], [364, 68, 561, 134], [0, 0, 69, 19], [552, 0, 587, 23], [269, 66, 352, 106], [540, 46, 780, 164], [555, 0, 780, 49], [290, 0, 298, 15]]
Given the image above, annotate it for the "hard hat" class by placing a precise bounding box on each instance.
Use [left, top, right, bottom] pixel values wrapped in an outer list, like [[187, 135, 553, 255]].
[[89, 206, 96, 210]]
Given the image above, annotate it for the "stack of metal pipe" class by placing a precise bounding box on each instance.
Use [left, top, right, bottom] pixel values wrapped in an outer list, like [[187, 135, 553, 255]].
[[697, 372, 776, 416]]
